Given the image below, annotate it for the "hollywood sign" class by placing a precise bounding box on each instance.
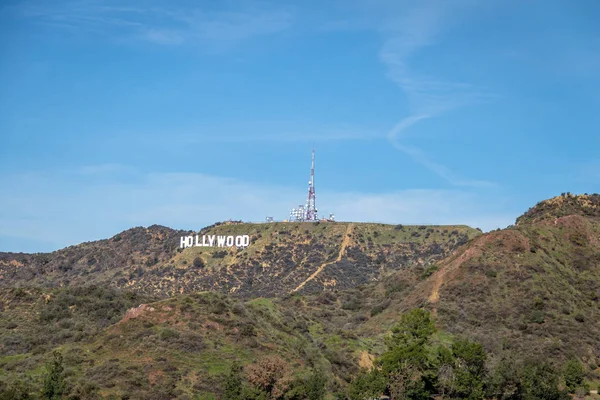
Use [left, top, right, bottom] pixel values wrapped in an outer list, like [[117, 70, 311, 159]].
[[180, 235, 251, 249]]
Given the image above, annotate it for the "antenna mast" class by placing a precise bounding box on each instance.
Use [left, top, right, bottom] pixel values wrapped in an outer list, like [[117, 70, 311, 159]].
[[305, 149, 318, 221]]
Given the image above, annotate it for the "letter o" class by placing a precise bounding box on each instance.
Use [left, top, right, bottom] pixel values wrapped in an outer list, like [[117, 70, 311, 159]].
[[235, 236, 243, 247], [186, 236, 194, 248], [226, 236, 234, 247]]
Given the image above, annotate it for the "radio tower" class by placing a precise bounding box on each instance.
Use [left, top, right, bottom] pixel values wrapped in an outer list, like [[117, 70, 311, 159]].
[[305, 149, 318, 221]]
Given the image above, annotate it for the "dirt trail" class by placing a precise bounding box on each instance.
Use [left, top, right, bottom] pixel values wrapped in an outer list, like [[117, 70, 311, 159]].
[[429, 230, 530, 305], [427, 239, 485, 313], [428, 274, 442, 303], [291, 224, 354, 293], [428, 247, 477, 304]]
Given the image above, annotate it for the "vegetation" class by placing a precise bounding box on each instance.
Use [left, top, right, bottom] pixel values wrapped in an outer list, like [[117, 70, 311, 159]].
[[42, 351, 66, 400], [516, 193, 600, 225], [348, 309, 582, 400], [0, 194, 599, 398], [0, 222, 480, 298]]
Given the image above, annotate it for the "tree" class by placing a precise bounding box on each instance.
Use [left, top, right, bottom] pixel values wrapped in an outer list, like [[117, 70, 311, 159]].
[[563, 358, 586, 393], [43, 351, 66, 400], [445, 339, 487, 399], [224, 361, 243, 400], [486, 356, 523, 400], [521, 361, 569, 400], [305, 368, 327, 400], [245, 355, 293, 399], [379, 309, 436, 375], [363, 309, 439, 399], [347, 369, 386, 400], [388, 362, 430, 400]]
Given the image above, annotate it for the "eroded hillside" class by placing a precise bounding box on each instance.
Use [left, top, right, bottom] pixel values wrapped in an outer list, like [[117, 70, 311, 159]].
[[0, 287, 364, 399], [0, 222, 480, 298], [391, 193, 600, 365], [1, 194, 600, 398]]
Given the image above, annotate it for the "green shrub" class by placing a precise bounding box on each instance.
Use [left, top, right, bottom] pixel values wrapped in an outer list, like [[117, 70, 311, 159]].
[[370, 299, 391, 317], [192, 257, 205, 268], [159, 328, 180, 341], [563, 358, 585, 393], [484, 269, 497, 278], [421, 264, 439, 279], [529, 310, 545, 324]]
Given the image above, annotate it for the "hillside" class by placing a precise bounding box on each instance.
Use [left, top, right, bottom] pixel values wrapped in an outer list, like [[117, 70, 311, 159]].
[[389, 193, 600, 365], [516, 193, 600, 225], [0, 222, 480, 298], [1, 194, 599, 398], [0, 287, 359, 399]]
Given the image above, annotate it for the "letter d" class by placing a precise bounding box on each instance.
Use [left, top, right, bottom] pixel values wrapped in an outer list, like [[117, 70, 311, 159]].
[[242, 235, 250, 247]]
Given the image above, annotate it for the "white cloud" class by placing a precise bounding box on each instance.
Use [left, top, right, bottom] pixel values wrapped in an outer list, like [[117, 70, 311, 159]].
[[0, 166, 513, 252]]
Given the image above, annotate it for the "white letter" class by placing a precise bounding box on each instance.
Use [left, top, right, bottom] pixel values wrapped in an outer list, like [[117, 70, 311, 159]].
[[242, 235, 250, 247], [195, 235, 201, 247], [180, 237, 186, 248], [235, 236, 243, 247], [217, 236, 226, 247], [226, 236, 234, 247], [208, 235, 215, 246], [186, 236, 194, 248]]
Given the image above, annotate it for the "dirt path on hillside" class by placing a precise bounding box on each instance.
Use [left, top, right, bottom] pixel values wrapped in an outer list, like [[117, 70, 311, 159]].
[[427, 241, 485, 316], [428, 248, 475, 307], [291, 224, 354, 293], [428, 274, 442, 303]]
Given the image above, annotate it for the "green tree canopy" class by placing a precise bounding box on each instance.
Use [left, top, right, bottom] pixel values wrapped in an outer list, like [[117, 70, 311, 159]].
[[43, 351, 66, 400]]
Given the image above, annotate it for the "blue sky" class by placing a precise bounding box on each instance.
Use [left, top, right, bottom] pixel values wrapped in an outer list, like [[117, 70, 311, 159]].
[[1, 0, 599, 253]]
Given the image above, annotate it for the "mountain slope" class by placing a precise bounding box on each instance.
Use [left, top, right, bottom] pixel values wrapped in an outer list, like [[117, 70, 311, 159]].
[[0, 222, 480, 298], [0, 287, 364, 399], [392, 193, 600, 365], [1, 194, 600, 398]]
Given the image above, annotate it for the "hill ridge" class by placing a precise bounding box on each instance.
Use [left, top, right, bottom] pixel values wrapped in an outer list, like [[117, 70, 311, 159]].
[[0, 221, 480, 298], [516, 192, 600, 226], [2, 194, 600, 398]]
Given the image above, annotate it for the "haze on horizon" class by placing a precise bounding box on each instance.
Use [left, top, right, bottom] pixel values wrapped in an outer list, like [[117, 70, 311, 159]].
[[1, 0, 599, 253]]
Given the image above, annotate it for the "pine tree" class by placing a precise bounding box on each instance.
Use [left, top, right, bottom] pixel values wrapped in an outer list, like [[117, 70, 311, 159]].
[[43, 351, 66, 400], [224, 361, 243, 400]]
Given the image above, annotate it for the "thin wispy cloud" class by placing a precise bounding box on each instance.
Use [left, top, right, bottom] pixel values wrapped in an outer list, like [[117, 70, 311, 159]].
[[386, 116, 495, 188], [13, 1, 292, 47], [376, 0, 495, 187]]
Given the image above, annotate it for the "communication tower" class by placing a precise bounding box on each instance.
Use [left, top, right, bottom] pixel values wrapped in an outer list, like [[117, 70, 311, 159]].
[[289, 149, 319, 222], [305, 149, 318, 221]]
